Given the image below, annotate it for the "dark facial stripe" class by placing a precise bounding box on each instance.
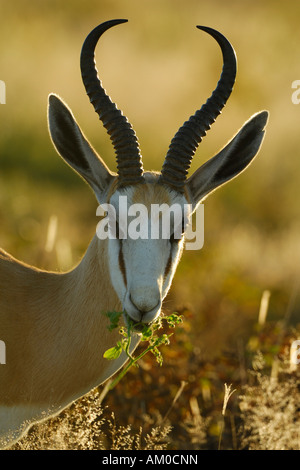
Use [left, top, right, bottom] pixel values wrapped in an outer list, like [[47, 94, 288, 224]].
[[164, 249, 173, 279], [118, 243, 127, 287]]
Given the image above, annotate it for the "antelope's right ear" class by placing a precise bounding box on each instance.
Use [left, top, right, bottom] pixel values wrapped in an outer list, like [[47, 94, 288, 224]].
[[48, 94, 115, 200], [187, 111, 269, 208]]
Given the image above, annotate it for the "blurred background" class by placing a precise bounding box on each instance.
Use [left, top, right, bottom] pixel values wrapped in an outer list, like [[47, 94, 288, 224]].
[[1, 0, 300, 449]]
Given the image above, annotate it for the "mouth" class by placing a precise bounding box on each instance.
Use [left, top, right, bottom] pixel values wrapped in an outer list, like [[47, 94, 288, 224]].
[[123, 311, 151, 333]]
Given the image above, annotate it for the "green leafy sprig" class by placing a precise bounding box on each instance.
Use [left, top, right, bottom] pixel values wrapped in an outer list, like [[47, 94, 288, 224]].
[[103, 311, 183, 390]]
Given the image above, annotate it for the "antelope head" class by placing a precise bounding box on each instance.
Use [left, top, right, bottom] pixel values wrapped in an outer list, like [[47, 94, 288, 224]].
[[48, 20, 268, 327]]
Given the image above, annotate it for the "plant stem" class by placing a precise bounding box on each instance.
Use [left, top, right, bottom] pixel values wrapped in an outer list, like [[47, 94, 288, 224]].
[[109, 358, 135, 390], [108, 344, 154, 391]]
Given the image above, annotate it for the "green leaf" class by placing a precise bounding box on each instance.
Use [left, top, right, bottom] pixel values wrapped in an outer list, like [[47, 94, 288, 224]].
[[166, 313, 183, 328], [141, 325, 153, 341], [103, 342, 123, 360], [105, 311, 123, 331]]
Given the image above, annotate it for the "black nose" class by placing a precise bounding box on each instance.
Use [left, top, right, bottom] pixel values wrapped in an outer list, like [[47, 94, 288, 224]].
[[128, 294, 161, 324], [130, 294, 160, 312]]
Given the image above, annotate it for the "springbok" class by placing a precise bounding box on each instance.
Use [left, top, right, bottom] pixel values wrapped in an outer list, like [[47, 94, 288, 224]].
[[0, 19, 268, 448]]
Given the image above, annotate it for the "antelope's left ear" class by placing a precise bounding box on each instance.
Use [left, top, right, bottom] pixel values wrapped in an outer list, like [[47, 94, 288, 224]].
[[48, 93, 115, 201], [186, 111, 269, 208]]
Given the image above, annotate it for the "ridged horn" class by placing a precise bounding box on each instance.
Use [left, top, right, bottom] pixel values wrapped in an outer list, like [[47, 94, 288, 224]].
[[159, 26, 237, 191], [80, 19, 144, 187]]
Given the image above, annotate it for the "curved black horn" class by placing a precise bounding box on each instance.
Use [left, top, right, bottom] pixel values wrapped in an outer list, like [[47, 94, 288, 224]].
[[80, 19, 144, 187], [159, 26, 237, 191]]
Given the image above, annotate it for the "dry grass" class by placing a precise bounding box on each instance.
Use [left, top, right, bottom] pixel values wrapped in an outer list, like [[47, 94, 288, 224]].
[[10, 389, 172, 451], [239, 354, 300, 450]]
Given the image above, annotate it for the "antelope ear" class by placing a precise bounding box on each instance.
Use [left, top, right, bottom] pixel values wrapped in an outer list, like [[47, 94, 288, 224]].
[[187, 111, 269, 208], [48, 94, 115, 201]]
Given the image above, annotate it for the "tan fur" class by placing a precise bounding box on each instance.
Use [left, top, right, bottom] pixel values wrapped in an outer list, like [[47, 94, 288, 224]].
[[0, 237, 130, 408], [132, 183, 171, 209]]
